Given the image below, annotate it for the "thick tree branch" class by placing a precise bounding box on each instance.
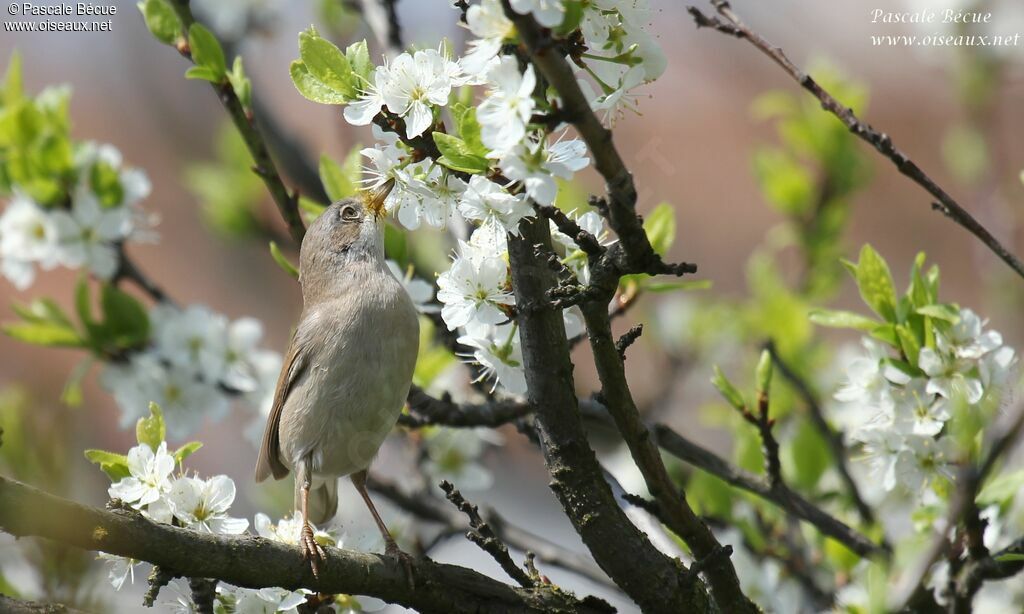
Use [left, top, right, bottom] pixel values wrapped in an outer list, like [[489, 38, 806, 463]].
[[507, 218, 709, 613], [167, 0, 306, 244], [399, 386, 531, 428], [688, 0, 1024, 282], [579, 302, 757, 613], [0, 476, 607, 613], [0, 595, 88, 614]]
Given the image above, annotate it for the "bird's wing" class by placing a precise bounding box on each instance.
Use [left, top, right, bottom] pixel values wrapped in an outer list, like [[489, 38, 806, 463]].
[[254, 320, 311, 482]]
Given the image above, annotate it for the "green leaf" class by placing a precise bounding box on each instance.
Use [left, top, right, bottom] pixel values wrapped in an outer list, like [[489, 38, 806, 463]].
[[711, 366, 746, 411], [74, 275, 96, 330], [784, 420, 829, 490], [809, 308, 877, 331], [434, 132, 489, 174], [173, 441, 203, 464], [188, 23, 227, 81], [451, 104, 486, 156], [298, 26, 357, 100], [84, 449, 130, 481], [896, 324, 921, 366], [136, 402, 166, 450], [185, 65, 221, 83], [100, 284, 150, 349], [269, 241, 299, 279], [227, 56, 252, 110], [344, 39, 373, 86], [90, 160, 124, 207], [916, 304, 960, 323], [61, 356, 94, 407], [643, 203, 676, 256], [319, 150, 361, 201], [853, 244, 898, 322], [995, 553, 1024, 563], [755, 349, 772, 397], [977, 469, 1024, 507], [137, 0, 182, 45], [3, 322, 84, 347], [289, 60, 348, 105], [2, 51, 24, 105]]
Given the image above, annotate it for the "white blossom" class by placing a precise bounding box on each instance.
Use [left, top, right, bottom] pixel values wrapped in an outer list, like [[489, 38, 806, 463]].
[[108, 441, 176, 509], [436, 246, 514, 330], [97, 553, 138, 591], [151, 304, 230, 379], [477, 57, 536, 154], [462, 0, 514, 76], [457, 175, 532, 233], [498, 137, 589, 205], [166, 475, 249, 534], [458, 323, 527, 394], [387, 260, 439, 313], [0, 195, 60, 289], [228, 586, 307, 614], [50, 189, 128, 280], [895, 435, 957, 492], [508, 0, 565, 28], [422, 428, 494, 491]]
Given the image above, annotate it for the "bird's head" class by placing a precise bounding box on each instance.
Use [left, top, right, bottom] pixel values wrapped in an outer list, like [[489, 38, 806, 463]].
[[298, 180, 395, 285]]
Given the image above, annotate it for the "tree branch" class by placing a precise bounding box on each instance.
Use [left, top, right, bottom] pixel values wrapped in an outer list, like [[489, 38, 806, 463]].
[[0, 595, 88, 614], [765, 341, 875, 525], [167, 0, 306, 244], [399, 386, 531, 429], [0, 476, 608, 613], [507, 218, 709, 613], [687, 0, 1024, 282], [652, 424, 887, 559], [579, 302, 757, 613]]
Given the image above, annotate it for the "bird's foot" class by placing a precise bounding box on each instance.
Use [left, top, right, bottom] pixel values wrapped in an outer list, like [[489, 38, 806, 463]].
[[385, 539, 415, 589], [300, 521, 327, 579]]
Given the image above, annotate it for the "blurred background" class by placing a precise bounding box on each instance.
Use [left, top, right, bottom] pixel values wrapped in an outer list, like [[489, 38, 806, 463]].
[[0, 0, 1022, 611]]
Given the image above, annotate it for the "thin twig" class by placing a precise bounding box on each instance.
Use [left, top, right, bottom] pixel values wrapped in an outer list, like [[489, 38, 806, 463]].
[[765, 340, 875, 525], [166, 0, 305, 244], [399, 386, 531, 429], [688, 0, 1024, 282], [440, 480, 537, 589]]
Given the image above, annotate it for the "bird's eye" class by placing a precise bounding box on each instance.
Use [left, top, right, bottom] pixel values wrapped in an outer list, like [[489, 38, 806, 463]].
[[339, 205, 360, 222]]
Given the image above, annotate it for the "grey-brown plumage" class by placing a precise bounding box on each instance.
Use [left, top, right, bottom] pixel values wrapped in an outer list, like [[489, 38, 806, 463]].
[[255, 184, 419, 577]]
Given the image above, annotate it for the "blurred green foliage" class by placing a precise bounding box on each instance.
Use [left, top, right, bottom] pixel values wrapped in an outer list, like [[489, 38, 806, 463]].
[[184, 123, 265, 239]]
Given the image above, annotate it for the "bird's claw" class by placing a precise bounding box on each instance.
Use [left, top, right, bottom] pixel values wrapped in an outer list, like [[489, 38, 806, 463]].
[[385, 539, 415, 589], [300, 522, 327, 579]]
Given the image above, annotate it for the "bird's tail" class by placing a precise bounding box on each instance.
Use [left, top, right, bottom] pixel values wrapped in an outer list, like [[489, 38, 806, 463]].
[[296, 476, 338, 526]]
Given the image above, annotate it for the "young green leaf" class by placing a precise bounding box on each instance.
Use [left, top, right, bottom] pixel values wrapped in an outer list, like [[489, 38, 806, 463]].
[[711, 366, 746, 411], [344, 39, 373, 86], [434, 132, 490, 174], [916, 304, 960, 323], [809, 309, 877, 331], [298, 27, 357, 100], [853, 244, 898, 322], [290, 61, 348, 105], [643, 203, 676, 256], [188, 23, 227, 82], [319, 150, 361, 201], [269, 241, 299, 279], [173, 441, 203, 464], [227, 56, 252, 110], [3, 322, 84, 347], [755, 349, 773, 397], [136, 402, 166, 450], [137, 0, 182, 46], [84, 449, 131, 481], [100, 284, 150, 349]]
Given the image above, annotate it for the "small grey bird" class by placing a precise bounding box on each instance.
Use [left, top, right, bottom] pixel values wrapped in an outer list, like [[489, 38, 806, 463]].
[[255, 181, 419, 577]]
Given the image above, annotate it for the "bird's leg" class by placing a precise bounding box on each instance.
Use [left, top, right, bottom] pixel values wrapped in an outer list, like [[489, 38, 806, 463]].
[[297, 458, 326, 578], [351, 470, 415, 587]]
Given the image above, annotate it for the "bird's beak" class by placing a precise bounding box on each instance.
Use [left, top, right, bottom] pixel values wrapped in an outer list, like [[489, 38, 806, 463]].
[[363, 178, 395, 219]]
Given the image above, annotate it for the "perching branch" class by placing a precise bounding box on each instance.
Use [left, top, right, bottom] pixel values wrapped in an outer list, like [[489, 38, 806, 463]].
[[166, 0, 306, 244], [0, 476, 609, 614], [688, 0, 1024, 282], [765, 341, 875, 525], [399, 386, 531, 429], [0, 595, 88, 614]]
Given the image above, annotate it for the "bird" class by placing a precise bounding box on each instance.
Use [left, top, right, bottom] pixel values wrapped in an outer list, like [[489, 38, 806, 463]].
[[255, 180, 419, 578]]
